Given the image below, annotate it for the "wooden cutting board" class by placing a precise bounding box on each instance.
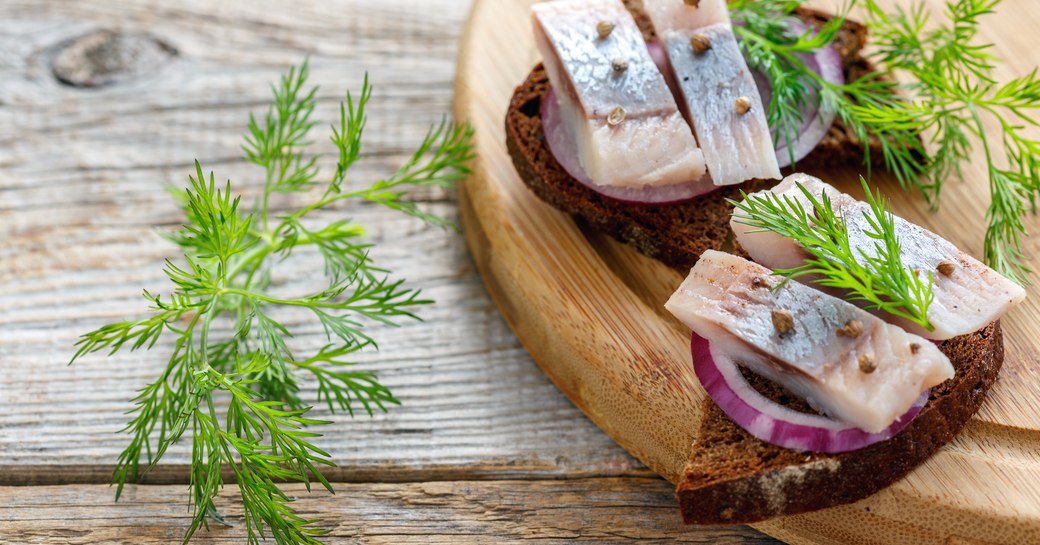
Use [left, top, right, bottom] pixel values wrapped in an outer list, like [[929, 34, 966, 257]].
[[452, 1, 1040, 543]]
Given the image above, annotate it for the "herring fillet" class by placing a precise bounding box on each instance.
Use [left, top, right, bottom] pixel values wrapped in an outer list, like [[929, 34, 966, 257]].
[[642, 0, 782, 185], [660, 23, 781, 185], [532, 0, 707, 188], [732, 174, 1027, 340], [666, 250, 954, 434]]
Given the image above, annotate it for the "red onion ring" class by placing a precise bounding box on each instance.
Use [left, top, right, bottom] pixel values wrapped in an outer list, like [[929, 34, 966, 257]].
[[691, 333, 927, 453], [540, 88, 716, 205]]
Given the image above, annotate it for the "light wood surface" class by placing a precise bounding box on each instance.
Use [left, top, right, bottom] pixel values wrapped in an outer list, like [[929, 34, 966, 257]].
[[0, 480, 779, 544], [453, 0, 1040, 544], [0, 0, 782, 543]]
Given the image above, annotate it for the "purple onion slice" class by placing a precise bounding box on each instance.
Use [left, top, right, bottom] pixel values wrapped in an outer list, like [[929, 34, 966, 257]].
[[691, 333, 928, 453]]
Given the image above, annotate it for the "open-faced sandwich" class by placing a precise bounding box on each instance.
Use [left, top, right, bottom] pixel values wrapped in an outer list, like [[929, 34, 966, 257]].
[[505, 0, 1031, 524]]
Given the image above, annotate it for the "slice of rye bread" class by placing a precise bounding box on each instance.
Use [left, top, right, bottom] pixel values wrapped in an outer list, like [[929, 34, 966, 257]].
[[505, 4, 879, 271], [680, 322, 1003, 524], [506, 2, 1006, 525]]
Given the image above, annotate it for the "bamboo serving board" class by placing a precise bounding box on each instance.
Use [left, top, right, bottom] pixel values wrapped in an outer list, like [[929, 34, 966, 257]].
[[452, 0, 1040, 543]]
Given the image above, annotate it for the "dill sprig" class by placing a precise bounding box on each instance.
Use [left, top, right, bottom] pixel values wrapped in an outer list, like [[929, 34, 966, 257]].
[[859, 0, 1040, 284], [730, 0, 930, 187], [730, 179, 935, 330], [729, 0, 1040, 284], [729, 0, 844, 164], [70, 61, 474, 545]]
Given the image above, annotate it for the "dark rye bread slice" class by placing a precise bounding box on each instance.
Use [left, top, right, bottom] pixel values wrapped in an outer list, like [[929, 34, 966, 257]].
[[680, 322, 1004, 524], [505, 5, 879, 270]]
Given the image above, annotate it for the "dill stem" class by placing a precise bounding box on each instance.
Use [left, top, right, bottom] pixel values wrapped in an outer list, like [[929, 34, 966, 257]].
[[228, 242, 274, 288], [261, 167, 274, 234], [221, 287, 367, 310], [198, 299, 219, 368], [283, 187, 372, 223], [226, 223, 358, 290]]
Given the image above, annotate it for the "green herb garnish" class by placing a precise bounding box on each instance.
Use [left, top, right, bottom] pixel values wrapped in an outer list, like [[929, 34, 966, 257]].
[[69, 62, 474, 545], [730, 0, 928, 183], [730, 0, 1040, 284], [730, 179, 935, 330]]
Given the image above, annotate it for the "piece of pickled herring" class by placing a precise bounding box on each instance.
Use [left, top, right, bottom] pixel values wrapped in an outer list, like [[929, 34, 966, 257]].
[[732, 174, 1027, 340], [666, 250, 953, 434], [643, 0, 781, 185], [662, 23, 781, 184], [532, 0, 707, 188]]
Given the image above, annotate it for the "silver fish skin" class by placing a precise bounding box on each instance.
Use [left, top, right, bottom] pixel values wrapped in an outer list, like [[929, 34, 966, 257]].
[[660, 23, 782, 185], [731, 174, 1027, 340], [642, 0, 731, 33], [666, 250, 954, 434], [532, 0, 707, 188]]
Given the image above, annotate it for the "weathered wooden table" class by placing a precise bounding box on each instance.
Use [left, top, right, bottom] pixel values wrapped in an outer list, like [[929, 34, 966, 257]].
[[0, 1, 781, 542]]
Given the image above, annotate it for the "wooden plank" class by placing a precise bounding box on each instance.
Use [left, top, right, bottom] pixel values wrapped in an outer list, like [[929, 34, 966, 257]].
[[0, 202, 653, 483], [453, 0, 1040, 544], [0, 480, 781, 544], [0, 0, 778, 542], [0, 0, 655, 484]]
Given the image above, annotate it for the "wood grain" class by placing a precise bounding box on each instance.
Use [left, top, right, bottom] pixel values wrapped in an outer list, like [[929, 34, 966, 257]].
[[453, 0, 1040, 544], [0, 0, 645, 482], [0, 202, 651, 484], [0, 0, 779, 542], [0, 480, 778, 544]]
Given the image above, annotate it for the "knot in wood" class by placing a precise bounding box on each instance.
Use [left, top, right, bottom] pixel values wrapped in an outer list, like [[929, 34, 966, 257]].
[[52, 30, 176, 88]]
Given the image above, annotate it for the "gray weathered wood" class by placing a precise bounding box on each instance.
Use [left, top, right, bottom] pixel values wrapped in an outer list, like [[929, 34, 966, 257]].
[[0, 480, 780, 544], [0, 202, 651, 483], [0, 0, 647, 483], [0, 0, 777, 542]]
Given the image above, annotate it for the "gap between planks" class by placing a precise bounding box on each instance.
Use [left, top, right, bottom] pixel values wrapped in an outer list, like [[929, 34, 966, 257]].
[[0, 464, 659, 487]]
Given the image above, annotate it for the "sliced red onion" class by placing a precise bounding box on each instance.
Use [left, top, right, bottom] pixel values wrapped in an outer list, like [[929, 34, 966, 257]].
[[540, 88, 715, 205], [647, 40, 669, 73], [691, 333, 927, 453]]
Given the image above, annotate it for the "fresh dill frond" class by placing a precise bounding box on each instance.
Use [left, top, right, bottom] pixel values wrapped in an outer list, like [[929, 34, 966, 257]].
[[730, 0, 930, 189], [730, 179, 935, 330], [70, 61, 474, 545], [729, 0, 835, 163], [730, 0, 1040, 284], [860, 0, 1040, 283]]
